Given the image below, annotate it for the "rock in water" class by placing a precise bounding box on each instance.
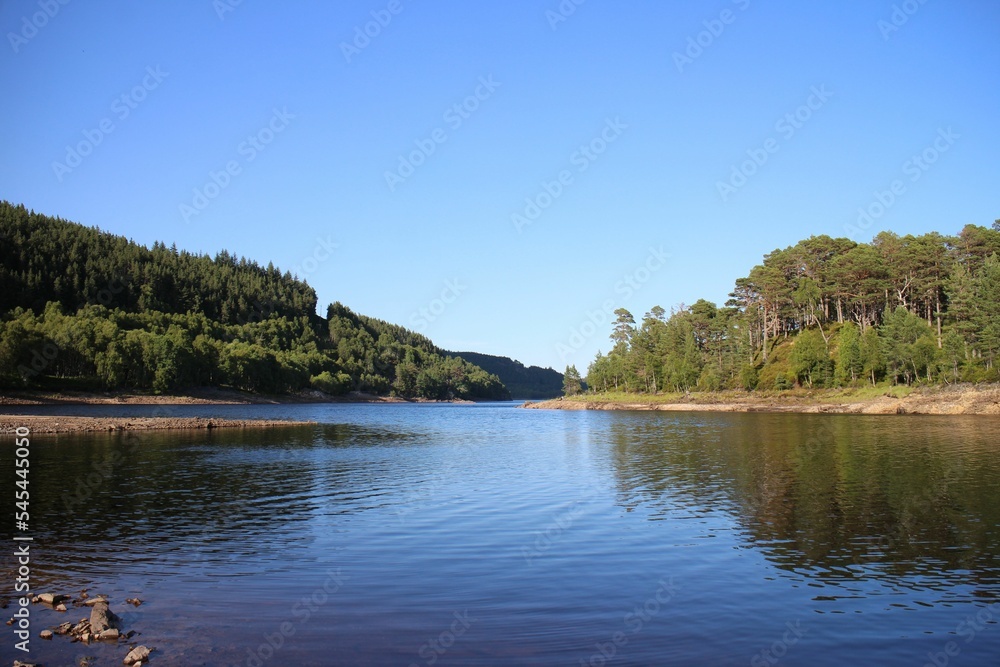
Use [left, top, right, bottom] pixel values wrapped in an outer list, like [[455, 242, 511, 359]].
[[40, 629, 54, 639], [124, 645, 152, 665], [89, 601, 120, 633]]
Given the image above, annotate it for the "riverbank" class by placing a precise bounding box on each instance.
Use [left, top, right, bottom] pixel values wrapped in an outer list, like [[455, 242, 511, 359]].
[[0, 415, 315, 434], [0, 387, 473, 406], [522, 384, 1000, 415]]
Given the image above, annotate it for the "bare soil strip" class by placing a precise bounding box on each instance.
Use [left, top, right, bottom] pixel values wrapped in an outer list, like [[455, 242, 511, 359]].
[[0, 415, 315, 434], [522, 385, 1000, 416]]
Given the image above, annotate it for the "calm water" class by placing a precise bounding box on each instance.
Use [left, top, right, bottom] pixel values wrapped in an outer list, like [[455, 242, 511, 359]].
[[2, 403, 999, 666]]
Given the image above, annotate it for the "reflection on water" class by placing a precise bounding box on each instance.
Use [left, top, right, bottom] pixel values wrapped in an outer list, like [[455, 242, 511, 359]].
[[604, 413, 1000, 599], [2, 404, 999, 666]]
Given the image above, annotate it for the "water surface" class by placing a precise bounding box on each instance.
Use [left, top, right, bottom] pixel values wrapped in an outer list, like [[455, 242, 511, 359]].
[[2, 403, 998, 665]]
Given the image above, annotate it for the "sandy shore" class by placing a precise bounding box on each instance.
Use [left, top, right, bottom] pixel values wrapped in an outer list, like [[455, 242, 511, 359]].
[[522, 384, 1000, 416], [0, 387, 470, 406], [0, 415, 315, 434]]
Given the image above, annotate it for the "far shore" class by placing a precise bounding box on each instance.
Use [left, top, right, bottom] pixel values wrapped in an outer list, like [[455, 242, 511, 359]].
[[1, 415, 315, 434], [0, 387, 475, 406], [521, 384, 1000, 416], [0, 387, 479, 434]]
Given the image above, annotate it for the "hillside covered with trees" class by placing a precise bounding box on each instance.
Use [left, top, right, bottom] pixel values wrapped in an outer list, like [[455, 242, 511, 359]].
[[587, 222, 1000, 394], [0, 202, 509, 400], [445, 351, 564, 399]]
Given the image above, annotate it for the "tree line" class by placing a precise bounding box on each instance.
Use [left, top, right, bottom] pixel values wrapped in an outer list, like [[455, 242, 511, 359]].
[[584, 222, 1000, 393], [0, 202, 509, 400]]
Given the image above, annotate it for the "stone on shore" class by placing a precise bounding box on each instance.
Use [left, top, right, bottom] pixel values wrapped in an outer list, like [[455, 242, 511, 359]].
[[124, 645, 152, 665], [89, 601, 120, 633]]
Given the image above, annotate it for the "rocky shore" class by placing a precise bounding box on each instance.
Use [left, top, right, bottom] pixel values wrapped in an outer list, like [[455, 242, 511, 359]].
[[7, 590, 153, 666], [522, 384, 1000, 416], [0, 415, 315, 434]]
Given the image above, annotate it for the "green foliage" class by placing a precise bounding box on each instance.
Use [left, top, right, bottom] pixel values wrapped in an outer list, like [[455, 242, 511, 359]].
[[860, 326, 883, 386], [739, 363, 759, 391], [586, 221, 1000, 394], [790, 328, 829, 387], [835, 322, 863, 385], [696, 363, 722, 392], [0, 203, 509, 400], [881, 306, 936, 385], [563, 365, 583, 396], [445, 350, 563, 399]]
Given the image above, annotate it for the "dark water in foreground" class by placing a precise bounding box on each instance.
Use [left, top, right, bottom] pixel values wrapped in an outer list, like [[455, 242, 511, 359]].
[[2, 403, 999, 666]]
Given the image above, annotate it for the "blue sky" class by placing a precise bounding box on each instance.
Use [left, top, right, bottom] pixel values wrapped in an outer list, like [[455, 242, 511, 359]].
[[2, 1, 998, 371]]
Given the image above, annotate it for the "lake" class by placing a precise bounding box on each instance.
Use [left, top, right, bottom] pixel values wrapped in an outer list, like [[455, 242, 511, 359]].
[[2, 403, 999, 666]]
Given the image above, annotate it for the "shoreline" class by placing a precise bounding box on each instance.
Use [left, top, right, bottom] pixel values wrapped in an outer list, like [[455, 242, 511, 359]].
[[0, 415, 316, 434], [0, 387, 476, 406], [521, 384, 1000, 416]]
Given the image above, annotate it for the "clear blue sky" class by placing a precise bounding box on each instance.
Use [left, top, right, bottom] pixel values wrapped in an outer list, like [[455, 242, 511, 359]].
[[2, 1, 998, 371]]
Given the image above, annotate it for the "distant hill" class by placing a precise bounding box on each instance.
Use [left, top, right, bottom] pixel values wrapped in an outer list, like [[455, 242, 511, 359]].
[[0, 201, 509, 400], [446, 351, 563, 399]]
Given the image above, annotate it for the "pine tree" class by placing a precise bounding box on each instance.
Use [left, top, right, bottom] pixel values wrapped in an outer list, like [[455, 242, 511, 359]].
[[563, 365, 583, 396]]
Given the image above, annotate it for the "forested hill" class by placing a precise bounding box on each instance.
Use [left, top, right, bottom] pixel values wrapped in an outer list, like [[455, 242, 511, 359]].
[[0, 201, 509, 400], [445, 351, 563, 399], [588, 222, 1000, 393], [0, 202, 317, 324]]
